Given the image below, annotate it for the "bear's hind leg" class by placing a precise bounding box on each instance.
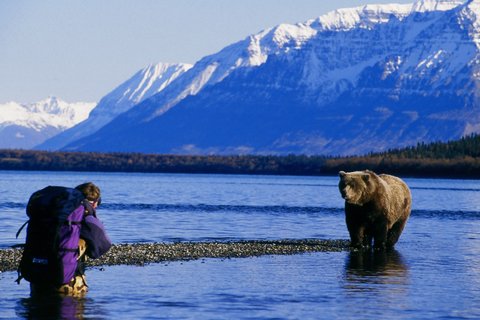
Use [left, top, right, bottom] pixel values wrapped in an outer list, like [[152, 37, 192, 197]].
[[386, 219, 407, 248]]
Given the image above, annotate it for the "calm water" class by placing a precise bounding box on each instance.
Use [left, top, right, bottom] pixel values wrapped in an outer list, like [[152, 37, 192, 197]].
[[0, 170, 479, 319]]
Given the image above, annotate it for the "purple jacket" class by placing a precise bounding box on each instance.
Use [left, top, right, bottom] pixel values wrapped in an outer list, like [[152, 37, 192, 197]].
[[80, 202, 112, 259]]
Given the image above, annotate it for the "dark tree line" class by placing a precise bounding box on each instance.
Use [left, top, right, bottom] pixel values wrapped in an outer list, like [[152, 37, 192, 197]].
[[0, 134, 479, 178], [0, 150, 328, 175], [323, 134, 480, 178], [374, 134, 480, 159]]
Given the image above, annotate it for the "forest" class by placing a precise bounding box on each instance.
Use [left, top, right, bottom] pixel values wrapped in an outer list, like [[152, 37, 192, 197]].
[[0, 134, 479, 178], [322, 134, 480, 178]]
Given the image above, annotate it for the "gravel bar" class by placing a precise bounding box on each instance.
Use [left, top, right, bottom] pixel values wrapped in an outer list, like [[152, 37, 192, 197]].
[[0, 239, 350, 272]]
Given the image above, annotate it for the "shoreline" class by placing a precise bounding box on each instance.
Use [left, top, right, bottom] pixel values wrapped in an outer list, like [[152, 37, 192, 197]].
[[0, 239, 350, 272], [1, 148, 479, 180]]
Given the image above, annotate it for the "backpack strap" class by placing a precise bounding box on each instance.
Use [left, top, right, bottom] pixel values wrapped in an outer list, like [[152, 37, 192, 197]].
[[15, 272, 23, 284], [15, 220, 29, 239], [16, 218, 80, 239]]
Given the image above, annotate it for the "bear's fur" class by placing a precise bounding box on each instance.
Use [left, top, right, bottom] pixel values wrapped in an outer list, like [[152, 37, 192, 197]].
[[338, 170, 411, 249]]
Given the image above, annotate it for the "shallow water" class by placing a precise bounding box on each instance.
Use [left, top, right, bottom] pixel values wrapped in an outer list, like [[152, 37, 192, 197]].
[[1, 171, 479, 319]]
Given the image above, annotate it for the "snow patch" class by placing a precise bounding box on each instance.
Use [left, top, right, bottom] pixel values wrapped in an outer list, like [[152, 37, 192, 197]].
[[0, 97, 96, 131], [306, 1, 465, 32], [126, 63, 193, 104], [464, 121, 480, 135], [403, 111, 420, 121], [308, 4, 413, 31], [411, 0, 466, 13], [383, 56, 403, 79]]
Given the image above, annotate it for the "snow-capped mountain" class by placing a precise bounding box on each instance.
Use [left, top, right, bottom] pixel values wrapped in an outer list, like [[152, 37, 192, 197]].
[[61, 0, 480, 155], [0, 97, 95, 149], [37, 62, 192, 150]]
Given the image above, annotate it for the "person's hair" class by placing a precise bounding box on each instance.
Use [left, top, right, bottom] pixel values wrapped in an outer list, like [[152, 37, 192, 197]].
[[75, 182, 101, 202]]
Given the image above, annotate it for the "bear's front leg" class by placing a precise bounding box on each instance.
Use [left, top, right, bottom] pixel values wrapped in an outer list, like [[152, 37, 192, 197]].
[[345, 212, 366, 249], [347, 223, 367, 249], [363, 233, 373, 248], [372, 221, 389, 250], [350, 227, 366, 249]]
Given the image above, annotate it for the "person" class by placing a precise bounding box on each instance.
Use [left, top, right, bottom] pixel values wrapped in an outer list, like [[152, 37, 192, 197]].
[[30, 182, 111, 297]]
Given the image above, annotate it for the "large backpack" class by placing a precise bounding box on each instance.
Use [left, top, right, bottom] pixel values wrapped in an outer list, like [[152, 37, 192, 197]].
[[16, 186, 90, 286]]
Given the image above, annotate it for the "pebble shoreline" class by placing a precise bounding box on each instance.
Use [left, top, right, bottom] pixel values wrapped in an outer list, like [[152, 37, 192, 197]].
[[0, 239, 350, 272]]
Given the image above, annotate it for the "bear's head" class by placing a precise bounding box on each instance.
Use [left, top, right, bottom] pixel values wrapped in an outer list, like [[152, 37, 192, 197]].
[[338, 170, 375, 205]]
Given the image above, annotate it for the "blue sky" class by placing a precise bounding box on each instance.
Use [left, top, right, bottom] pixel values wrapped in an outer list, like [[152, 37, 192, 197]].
[[0, 0, 413, 103]]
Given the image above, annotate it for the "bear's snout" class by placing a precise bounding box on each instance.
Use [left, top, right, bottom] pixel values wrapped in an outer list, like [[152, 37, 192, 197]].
[[339, 181, 351, 201], [340, 187, 354, 203]]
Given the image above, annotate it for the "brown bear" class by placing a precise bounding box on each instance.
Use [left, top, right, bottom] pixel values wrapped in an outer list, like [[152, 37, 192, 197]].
[[338, 170, 411, 249]]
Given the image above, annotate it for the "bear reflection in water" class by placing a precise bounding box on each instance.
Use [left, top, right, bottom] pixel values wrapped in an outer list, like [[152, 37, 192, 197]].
[[343, 249, 409, 291]]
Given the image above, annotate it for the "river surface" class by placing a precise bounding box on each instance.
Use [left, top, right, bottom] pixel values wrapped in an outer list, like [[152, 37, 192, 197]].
[[0, 170, 479, 319]]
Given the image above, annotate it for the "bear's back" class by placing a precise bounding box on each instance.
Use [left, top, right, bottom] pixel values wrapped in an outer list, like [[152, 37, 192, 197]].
[[379, 173, 412, 213], [379, 174, 409, 193]]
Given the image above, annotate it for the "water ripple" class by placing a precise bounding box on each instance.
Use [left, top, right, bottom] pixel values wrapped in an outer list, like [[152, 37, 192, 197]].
[[410, 186, 480, 192], [0, 202, 24, 209], [1, 202, 479, 220], [103, 203, 342, 215], [412, 209, 480, 220]]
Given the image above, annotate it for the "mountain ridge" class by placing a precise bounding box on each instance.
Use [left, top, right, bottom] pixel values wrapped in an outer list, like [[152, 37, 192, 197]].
[[57, 0, 480, 155], [13, 0, 478, 155]]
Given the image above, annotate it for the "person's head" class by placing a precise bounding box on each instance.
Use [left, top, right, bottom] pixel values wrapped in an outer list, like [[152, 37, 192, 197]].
[[75, 182, 101, 207]]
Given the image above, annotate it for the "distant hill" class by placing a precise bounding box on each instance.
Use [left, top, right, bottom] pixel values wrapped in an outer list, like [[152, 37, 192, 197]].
[[0, 97, 95, 149], [36, 63, 192, 150]]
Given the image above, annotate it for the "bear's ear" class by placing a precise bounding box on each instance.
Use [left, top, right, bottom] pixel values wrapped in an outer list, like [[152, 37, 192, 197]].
[[361, 173, 370, 182], [339, 171, 347, 178]]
